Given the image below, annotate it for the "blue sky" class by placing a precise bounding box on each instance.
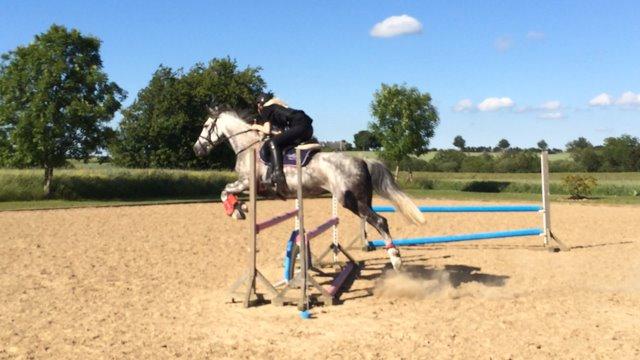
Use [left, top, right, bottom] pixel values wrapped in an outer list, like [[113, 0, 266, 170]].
[[2, 0, 639, 149]]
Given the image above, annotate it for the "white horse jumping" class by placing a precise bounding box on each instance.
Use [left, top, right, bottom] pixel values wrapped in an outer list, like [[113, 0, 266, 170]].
[[193, 106, 424, 270]]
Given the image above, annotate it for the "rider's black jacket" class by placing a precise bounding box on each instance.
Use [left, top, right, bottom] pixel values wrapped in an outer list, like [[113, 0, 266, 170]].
[[257, 104, 312, 129]]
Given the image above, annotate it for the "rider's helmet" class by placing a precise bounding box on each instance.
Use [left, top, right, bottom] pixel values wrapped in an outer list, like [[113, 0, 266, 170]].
[[256, 93, 271, 106]]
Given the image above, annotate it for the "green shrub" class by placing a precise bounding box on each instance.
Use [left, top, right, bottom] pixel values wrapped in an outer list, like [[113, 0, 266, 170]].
[[562, 174, 597, 199], [429, 150, 466, 172], [548, 159, 581, 172], [399, 156, 432, 171], [460, 153, 495, 172], [494, 151, 540, 173]]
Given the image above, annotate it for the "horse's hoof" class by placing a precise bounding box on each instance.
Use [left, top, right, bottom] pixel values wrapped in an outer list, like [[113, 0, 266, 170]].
[[387, 247, 402, 271], [232, 209, 246, 220]]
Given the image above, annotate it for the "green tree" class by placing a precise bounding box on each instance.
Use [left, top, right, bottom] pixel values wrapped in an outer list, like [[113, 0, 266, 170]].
[[565, 137, 601, 172], [497, 138, 510, 151], [537, 139, 548, 151], [453, 135, 466, 151], [460, 153, 495, 172], [340, 140, 353, 151], [353, 130, 380, 151], [494, 151, 540, 173], [369, 83, 439, 178], [0, 128, 10, 164], [565, 137, 592, 152], [429, 150, 466, 172], [111, 58, 266, 168], [601, 134, 640, 171], [0, 25, 125, 196]]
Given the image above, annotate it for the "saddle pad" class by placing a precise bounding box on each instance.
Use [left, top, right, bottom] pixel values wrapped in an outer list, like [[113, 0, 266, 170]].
[[259, 146, 319, 167], [283, 148, 318, 167]]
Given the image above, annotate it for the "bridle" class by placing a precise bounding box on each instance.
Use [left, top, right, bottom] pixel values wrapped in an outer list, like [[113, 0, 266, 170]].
[[198, 114, 264, 155]]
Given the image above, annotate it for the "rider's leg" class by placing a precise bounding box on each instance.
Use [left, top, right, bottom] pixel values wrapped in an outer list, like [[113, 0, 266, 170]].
[[269, 124, 313, 196], [260, 142, 273, 181], [268, 140, 289, 196]]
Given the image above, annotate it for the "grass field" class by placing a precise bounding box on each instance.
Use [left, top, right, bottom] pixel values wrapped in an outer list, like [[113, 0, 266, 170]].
[[0, 165, 236, 202], [1, 156, 639, 211], [348, 150, 572, 162]]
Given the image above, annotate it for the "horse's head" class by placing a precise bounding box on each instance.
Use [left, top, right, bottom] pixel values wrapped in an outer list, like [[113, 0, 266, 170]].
[[193, 105, 258, 157], [193, 106, 225, 157]]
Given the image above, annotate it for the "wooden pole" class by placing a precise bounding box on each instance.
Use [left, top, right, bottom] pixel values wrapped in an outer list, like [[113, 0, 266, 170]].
[[332, 195, 339, 264], [243, 150, 258, 307], [296, 148, 309, 311], [541, 151, 551, 247]]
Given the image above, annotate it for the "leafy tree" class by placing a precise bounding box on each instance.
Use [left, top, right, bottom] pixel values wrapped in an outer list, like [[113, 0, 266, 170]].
[[565, 137, 592, 152], [537, 139, 548, 151], [494, 151, 539, 173], [353, 130, 380, 151], [497, 138, 511, 151], [460, 153, 495, 172], [565, 137, 602, 172], [429, 149, 466, 172], [600, 134, 640, 171], [0, 25, 125, 196], [573, 147, 602, 172], [111, 58, 266, 168], [0, 128, 10, 165], [453, 135, 466, 151], [341, 140, 353, 151], [369, 83, 439, 178]]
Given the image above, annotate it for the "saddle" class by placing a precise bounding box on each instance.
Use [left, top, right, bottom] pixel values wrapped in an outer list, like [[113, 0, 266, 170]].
[[259, 142, 321, 167]]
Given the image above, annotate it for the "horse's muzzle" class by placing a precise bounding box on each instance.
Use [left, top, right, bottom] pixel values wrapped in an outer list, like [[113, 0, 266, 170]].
[[193, 142, 206, 157]]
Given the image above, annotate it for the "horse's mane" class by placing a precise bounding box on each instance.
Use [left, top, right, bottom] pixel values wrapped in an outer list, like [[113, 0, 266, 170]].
[[209, 104, 256, 124]]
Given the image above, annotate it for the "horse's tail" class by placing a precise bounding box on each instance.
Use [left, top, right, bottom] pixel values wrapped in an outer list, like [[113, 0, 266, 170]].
[[365, 159, 425, 225]]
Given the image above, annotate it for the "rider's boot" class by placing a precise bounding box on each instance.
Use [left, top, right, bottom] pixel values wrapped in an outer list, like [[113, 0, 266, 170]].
[[269, 142, 290, 198]]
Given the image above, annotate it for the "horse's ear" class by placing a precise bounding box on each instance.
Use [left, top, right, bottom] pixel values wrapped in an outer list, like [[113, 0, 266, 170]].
[[206, 105, 218, 116]]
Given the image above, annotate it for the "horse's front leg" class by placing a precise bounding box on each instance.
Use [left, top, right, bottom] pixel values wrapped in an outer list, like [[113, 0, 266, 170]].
[[221, 178, 250, 220]]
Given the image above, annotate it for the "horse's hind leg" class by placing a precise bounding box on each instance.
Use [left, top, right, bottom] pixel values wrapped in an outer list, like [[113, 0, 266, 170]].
[[340, 190, 402, 270]]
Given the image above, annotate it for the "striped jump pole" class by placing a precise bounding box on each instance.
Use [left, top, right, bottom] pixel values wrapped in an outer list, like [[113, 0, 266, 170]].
[[255, 209, 298, 233], [367, 228, 543, 248], [372, 205, 542, 213], [361, 151, 568, 251]]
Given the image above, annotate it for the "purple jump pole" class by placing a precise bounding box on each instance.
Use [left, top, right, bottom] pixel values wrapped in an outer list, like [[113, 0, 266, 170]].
[[306, 217, 340, 241], [255, 209, 298, 234], [324, 262, 356, 296]]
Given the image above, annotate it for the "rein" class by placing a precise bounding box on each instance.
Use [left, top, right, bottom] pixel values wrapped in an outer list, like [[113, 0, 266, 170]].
[[199, 116, 264, 156]]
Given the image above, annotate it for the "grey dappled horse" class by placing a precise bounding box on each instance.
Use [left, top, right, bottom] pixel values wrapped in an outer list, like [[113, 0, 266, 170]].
[[193, 106, 424, 270]]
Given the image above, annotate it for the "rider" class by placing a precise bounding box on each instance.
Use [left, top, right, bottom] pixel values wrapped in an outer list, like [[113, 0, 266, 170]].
[[251, 94, 314, 197]]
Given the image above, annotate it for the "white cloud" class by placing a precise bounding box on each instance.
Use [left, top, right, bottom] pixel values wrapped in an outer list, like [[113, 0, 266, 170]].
[[477, 97, 514, 111], [527, 31, 545, 40], [589, 93, 613, 107], [370, 15, 423, 38], [514, 106, 533, 113], [540, 100, 561, 111], [453, 99, 473, 112], [616, 91, 640, 106], [494, 36, 512, 52], [538, 112, 565, 120]]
